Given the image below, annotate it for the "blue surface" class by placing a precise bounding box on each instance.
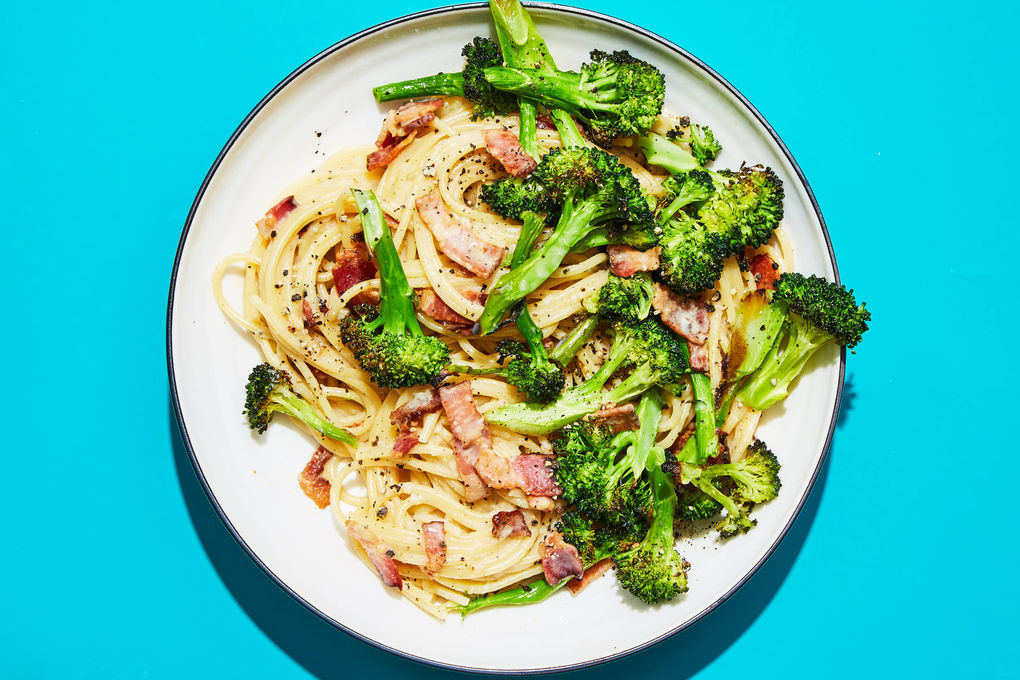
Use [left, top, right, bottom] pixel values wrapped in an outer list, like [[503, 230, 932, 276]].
[[3, 0, 1017, 677]]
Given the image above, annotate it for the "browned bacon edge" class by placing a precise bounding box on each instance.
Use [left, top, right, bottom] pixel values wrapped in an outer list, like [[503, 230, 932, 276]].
[[749, 253, 779, 291], [346, 521, 403, 589], [297, 446, 333, 509], [255, 196, 296, 239], [491, 510, 532, 539], [541, 533, 583, 586], [567, 558, 614, 595]]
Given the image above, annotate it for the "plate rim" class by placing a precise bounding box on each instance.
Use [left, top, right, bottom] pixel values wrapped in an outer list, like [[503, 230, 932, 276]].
[[166, 1, 845, 673]]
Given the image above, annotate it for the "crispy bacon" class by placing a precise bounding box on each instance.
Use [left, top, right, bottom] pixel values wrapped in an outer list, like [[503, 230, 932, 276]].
[[417, 289, 474, 333], [415, 192, 505, 278], [491, 510, 532, 539], [652, 283, 711, 345], [485, 129, 538, 177], [750, 253, 779, 291], [297, 447, 333, 509], [591, 403, 639, 434], [510, 454, 561, 497], [346, 521, 402, 588], [541, 533, 583, 586], [255, 196, 296, 239], [301, 299, 317, 329], [394, 99, 445, 134], [367, 130, 418, 172], [332, 242, 377, 301], [535, 115, 556, 130], [422, 521, 447, 577], [689, 341, 710, 373], [390, 388, 442, 431], [607, 245, 661, 278], [392, 431, 420, 457], [439, 382, 491, 502], [567, 558, 614, 595]]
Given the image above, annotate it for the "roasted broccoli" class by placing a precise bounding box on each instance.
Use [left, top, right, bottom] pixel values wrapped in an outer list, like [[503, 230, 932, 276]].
[[485, 316, 689, 435], [446, 339, 564, 403], [372, 37, 515, 120], [667, 439, 782, 538], [656, 212, 730, 297], [591, 272, 656, 323], [734, 273, 869, 409], [338, 189, 450, 388], [483, 49, 665, 146], [477, 147, 654, 333], [688, 124, 722, 166], [243, 363, 357, 447], [480, 176, 560, 222]]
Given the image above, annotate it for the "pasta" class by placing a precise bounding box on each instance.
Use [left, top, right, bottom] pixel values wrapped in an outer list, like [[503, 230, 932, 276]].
[[212, 97, 792, 618]]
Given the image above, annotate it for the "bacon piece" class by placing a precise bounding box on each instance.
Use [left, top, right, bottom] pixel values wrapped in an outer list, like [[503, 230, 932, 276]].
[[392, 431, 420, 457], [417, 289, 474, 333], [394, 99, 445, 134], [346, 521, 402, 589], [255, 196, 296, 239], [541, 533, 583, 586], [332, 242, 379, 306], [390, 388, 442, 431], [535, 115, 556, 130], [416, 192, 505, 278], [491, 510, 532, 539], [510, 454, 561, 497], [439, 382, 491, 502], [567, 558, 614, 595], [297, 447, 333, 509], [591, 403, 639, 434], [367, 130, 417, 171], [652, 283, 711, 345], [749, 253, 779, 291], [607, 245, 661, 278], [422, 521, 447, 577], [526, 496, 556, 511], [301, 299, 318, 329], [689, 341, 710, 373], [485, 129, 538, 177]]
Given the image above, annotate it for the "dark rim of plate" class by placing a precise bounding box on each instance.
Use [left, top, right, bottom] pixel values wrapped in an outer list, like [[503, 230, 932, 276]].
[[166, 2, 845, 674]]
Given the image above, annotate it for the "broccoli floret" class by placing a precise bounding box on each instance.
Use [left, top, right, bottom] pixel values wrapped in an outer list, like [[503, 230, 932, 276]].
[[614, 456, 689, 603], [657, 169, 715, 222], [480, 176, 559, 221], [482, 49, 665, 146], [372, 37, 515, 120], [338, 190, 450, 388], [447, 339, 564, 403], [656, 212, 729, 297], [591, 272, 655, 323], [688, 124, 722, 165], [674, 438, 782, 538], [640, 131, 785, 256], [243, 363, 357, 446], [557, 510, 645, 565], [675, 484, 723, 521], [737, 273, 870, 409], [477, 147, 654, 333], [486, 316, 690, 435]]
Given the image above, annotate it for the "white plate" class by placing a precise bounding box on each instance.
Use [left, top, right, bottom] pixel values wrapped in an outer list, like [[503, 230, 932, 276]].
[[167, 2, 843, 673]]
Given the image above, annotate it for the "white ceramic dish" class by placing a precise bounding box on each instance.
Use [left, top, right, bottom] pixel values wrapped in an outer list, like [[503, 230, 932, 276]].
[[167, 2, 843, 673]]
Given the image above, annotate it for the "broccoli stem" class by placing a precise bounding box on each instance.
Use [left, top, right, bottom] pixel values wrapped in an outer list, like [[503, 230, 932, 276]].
[[510, 211, 555, 368], [456, 576, 568, 615], [548, 314, 598, 366], [737, 318, 830, 410], [626, 388, 664, 481], [352, 189, 422, 337], [690, 372, 719, 464], [488, 0, 588, 150], [478, 189, 610, 333], [269, 391, 358, 447], [372, 73, 465, 102], [638, 132, 702, 173]]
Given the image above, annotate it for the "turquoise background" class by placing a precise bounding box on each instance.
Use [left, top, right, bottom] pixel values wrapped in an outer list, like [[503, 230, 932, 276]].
[[4, 0, 1016, 677]]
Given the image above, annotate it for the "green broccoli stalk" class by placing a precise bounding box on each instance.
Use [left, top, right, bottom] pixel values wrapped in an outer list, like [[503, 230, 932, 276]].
[[488, 0, 588, 152], [477, 147, 654, 333], [485, 317, 689, 435], [455, 576, 569, 615], [613, 448, 690, 603], [243, 363, 357, 447], [372, 37, 516, 120], [338, 189, 450, 388], [547, 314, 599, 366], [724, 289, 788, 382], [737, 273, 870, 410], [483, 49, 665, 146], [672, 439, 782, 538]]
